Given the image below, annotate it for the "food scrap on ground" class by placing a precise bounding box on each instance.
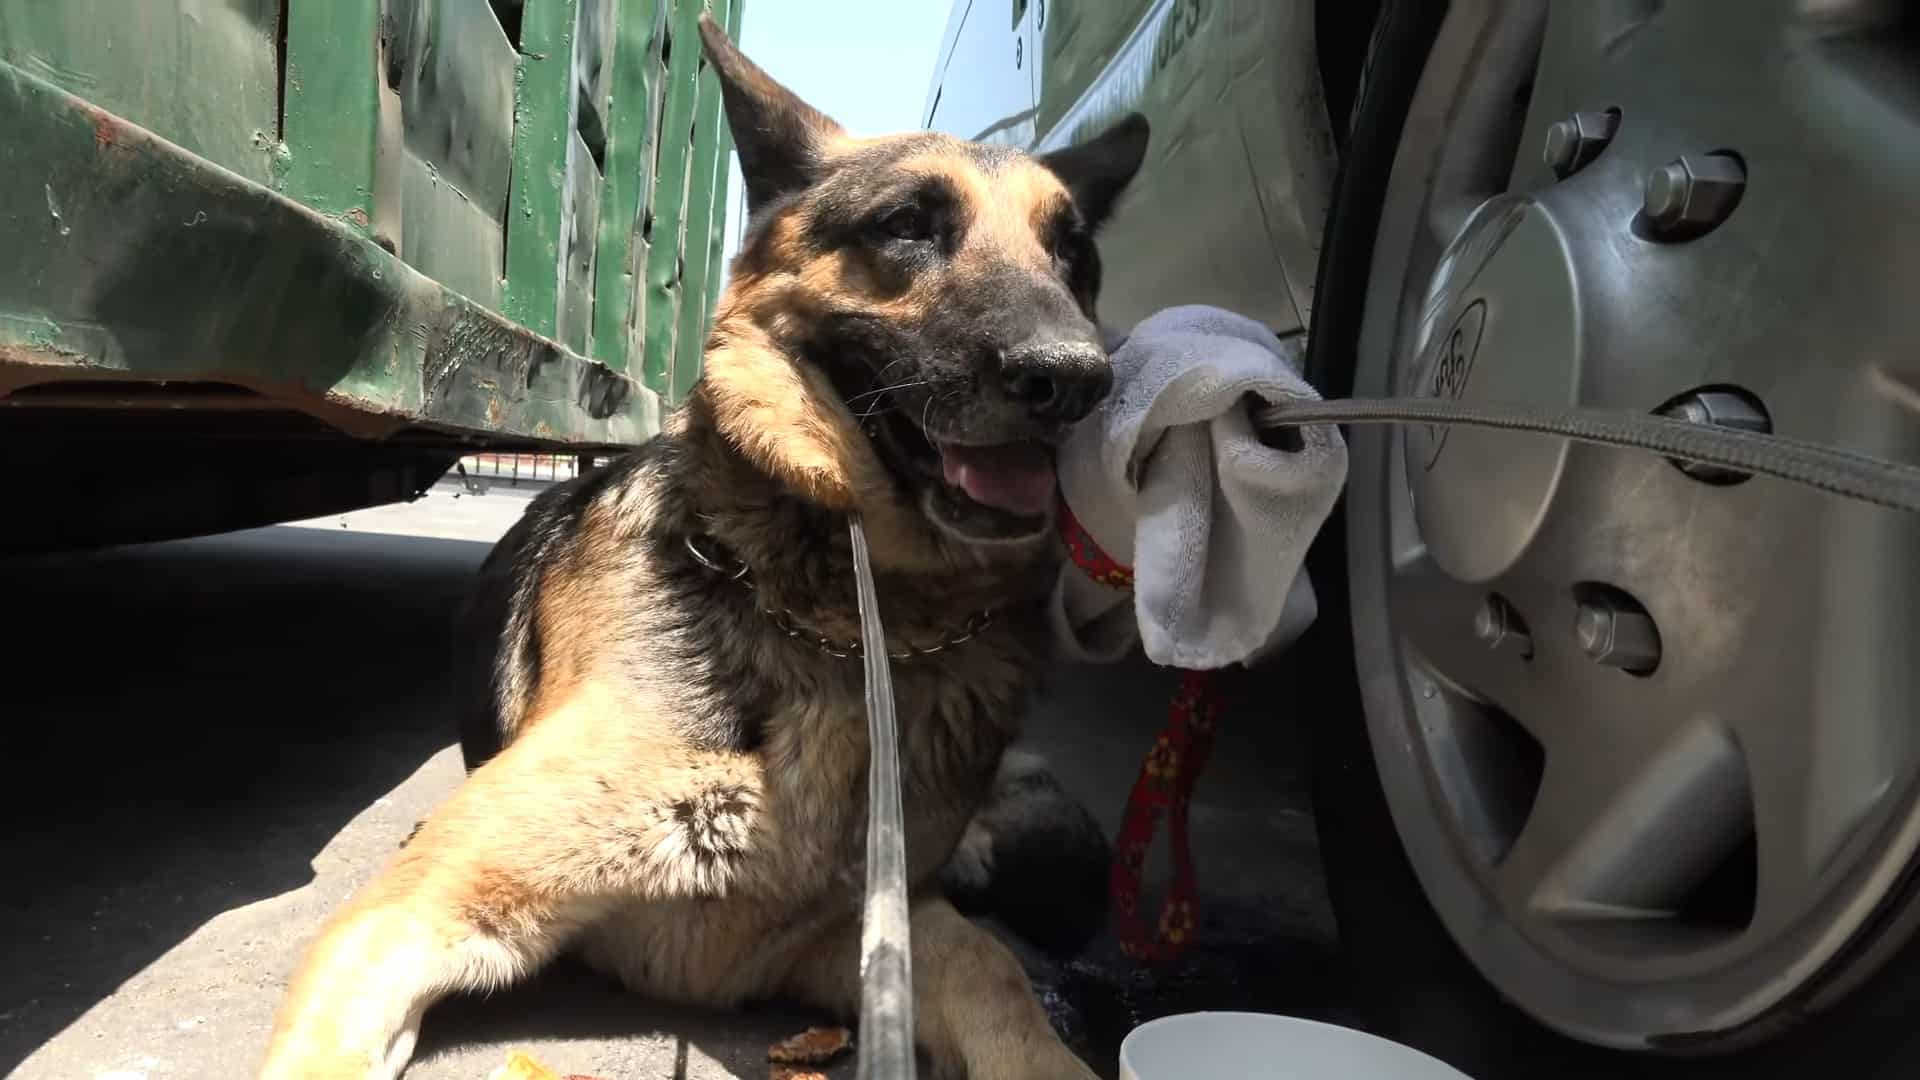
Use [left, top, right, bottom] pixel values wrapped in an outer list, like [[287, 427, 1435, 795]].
[[767, 1025, 853, 1066], [484, 1048, 609, 1080], [487, 1051, 561, 1080], [769, 1068, 830, 1080]]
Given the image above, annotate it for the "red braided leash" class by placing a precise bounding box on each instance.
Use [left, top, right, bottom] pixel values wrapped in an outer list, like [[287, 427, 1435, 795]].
[[1059, 502, 1223, 964]]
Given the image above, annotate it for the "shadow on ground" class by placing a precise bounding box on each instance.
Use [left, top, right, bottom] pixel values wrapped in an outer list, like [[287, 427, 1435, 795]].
[[413, 958, 850, 1077], [0, 512, 1345, 1078], [1019, 655, 1351, 1078], [0, 527, 484, 1073]]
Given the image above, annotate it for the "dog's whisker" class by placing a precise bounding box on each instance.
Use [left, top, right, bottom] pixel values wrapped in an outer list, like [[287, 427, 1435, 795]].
[[922, 393, 937, 438], [846, 379, 927, 406], [850, 379, 932, 424]]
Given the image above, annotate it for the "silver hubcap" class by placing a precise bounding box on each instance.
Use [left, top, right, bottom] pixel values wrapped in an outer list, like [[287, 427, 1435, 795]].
[[1347, 0, 1920, 1049]]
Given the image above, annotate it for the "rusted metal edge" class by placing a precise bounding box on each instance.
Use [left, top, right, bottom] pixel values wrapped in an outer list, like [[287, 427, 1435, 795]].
[[0, 58, 660, 452]]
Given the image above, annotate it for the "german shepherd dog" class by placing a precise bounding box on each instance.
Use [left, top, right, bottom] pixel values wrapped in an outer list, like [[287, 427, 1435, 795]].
[[262, 16, 1146, 1079]]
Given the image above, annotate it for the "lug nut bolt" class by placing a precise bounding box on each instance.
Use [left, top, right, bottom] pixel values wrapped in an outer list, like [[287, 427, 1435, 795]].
[[1575, 592, 1661, 674], [1659, 388, 1772, 483], [1542, 109, 1620, 179], [1475, 594, 1533, 658], [1644, 153, 1747, 239]]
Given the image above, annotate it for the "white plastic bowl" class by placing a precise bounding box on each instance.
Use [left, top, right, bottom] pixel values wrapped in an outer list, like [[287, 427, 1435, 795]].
[[1117, 1012, 1475, 1080]]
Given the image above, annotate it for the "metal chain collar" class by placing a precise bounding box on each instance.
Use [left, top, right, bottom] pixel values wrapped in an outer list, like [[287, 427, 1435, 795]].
[[682, 535, 996, 661]]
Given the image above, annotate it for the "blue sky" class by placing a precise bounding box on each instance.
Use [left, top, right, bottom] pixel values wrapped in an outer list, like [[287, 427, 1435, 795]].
[[717, 0, 957, 267]]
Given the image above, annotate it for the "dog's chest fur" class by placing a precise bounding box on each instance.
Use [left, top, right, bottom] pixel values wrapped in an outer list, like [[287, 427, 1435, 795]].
[[473, 429, 1052, 1000]]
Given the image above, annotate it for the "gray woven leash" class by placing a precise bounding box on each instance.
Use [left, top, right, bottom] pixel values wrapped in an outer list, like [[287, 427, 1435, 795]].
[[1254, 397, 1920, 514], [848, 515, 916, 1080], [843, 396, 1919, 1080]]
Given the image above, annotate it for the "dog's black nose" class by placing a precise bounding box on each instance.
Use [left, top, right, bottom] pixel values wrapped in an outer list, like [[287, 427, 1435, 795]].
[[1001, 341, 1113, 423]]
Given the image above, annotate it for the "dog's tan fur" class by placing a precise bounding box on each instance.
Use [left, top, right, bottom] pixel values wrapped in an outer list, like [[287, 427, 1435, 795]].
[[262, 17, 1144, 1079]]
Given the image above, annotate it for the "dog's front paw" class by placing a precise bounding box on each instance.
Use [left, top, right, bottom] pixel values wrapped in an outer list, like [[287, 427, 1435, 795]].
[[951, 1033, 1099, 1080], [1031, 1047, 1101, 1080], [259, 1011, 416, 1080], [941, 748, 1111, 959], [257, 1049, 385, 1080]]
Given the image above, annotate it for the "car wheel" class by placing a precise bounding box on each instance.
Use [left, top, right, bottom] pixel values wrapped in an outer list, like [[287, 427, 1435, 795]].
[[1302, 1, 1920, 1075]]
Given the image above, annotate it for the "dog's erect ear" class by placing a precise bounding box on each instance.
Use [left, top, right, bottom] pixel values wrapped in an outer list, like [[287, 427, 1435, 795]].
[[698, 13, 844, 211], [1038, 113, 1150, 230]]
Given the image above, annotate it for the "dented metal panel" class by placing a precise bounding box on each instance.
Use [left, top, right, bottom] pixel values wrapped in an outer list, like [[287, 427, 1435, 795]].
[[1033, 0, 1304, 332], [0, 0, 282, 184], [591, 0, 666, 374], [639, 0, 710, 392], [383, 0, 517, 312], [386, 0, 518, 218], [399, 150, 507, 309], [699, 0, 742, 356], [279, 0, 384, 223], [935, 0, 1336, 337], [1, 0, 731, 458], [557, 129, 603, 354], [574, 0, 616, 164], [670, 0, 730, 403], [0, 63, 655, 447], [503, 0, 582, 338]]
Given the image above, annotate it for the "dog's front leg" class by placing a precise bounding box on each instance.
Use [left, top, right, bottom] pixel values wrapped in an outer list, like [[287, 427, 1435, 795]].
[[785, 895, 1096, 1080], [260, 743, 602, 1079], [258, 832, 576, 1080], [262, 699, 767, 1080]]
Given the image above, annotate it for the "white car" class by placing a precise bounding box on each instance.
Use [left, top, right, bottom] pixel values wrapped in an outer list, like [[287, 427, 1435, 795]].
[[930, 1, 1920, 1073]]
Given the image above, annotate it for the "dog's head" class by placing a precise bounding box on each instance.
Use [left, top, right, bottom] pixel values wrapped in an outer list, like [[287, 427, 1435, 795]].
[[695, 17, 1147, 552]]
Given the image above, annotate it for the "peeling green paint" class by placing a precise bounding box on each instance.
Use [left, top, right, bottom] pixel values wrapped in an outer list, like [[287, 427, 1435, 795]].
[[669, 0, 730, 403], [590, 0, 665, 374], [503, 0, 581, 338], [21, 313, 63, 351], [0, 0, 282, 185], [557, 129, 603, 354], [2, 0, 732, 448], [382, 0, 519, 311], [701, 0, 742, 350], [278, 0, 382, 224], [639, 0, 710, 392], [1, 59, 654, 448]]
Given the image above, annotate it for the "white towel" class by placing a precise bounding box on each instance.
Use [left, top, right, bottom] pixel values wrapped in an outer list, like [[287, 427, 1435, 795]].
[[1050, 305, 1349, 670]]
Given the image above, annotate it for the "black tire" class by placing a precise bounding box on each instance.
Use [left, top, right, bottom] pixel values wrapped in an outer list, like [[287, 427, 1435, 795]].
[[1300, 3, 1920, 1077]]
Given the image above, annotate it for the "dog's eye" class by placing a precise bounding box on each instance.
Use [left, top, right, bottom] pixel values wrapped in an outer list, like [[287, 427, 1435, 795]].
[[878, 207, 933, 243], [1053, 223, 1091, 269]]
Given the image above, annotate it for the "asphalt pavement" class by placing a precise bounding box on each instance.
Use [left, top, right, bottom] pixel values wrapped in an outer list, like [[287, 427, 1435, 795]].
[[0, 477, 1340, 1079]]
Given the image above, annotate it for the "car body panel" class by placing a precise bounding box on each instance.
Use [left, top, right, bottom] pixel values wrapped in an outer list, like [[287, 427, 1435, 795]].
[[926, 0, 1338, 336]]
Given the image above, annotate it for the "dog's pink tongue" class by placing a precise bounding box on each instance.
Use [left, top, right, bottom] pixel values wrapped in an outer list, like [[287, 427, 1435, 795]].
[[939, 442, 1056, 516]]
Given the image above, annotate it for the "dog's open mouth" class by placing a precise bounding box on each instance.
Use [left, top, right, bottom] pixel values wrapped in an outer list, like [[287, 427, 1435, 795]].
[[871, 405, 1056, 542], [864, 386, 1059, 538], [937, 441, 1055, 516], [924, 439, 1056, 542]]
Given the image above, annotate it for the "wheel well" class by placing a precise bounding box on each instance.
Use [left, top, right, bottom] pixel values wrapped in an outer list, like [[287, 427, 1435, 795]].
[[1317, 0, 1386, 155]]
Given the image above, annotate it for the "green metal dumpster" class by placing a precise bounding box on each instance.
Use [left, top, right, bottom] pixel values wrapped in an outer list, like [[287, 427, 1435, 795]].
[[0, 0, 739, 551]]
